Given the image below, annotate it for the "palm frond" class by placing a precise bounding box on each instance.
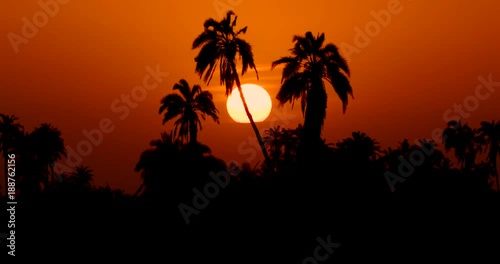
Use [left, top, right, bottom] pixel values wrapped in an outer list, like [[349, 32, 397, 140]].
[[235, 38, 258, 77], [173, 79, 192, 101], [276, 73, 308, 110], [322, 43, 350, 76], [327, 70, 353, 114], [194, 41, 220, 84], [159, 94, 185, 124], [192, 30, 218, 50]]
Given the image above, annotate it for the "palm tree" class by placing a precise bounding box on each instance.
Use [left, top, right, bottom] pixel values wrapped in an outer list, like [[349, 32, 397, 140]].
[[26, 123, 67, 189], [334, 132, 380, 162], [134, 132, 179, 197], [263, 125, 302, 163], [134, 131, 218, 198], [192, 10, 270, 162], [159, 79, 219, 144], [0, 114, 24, 195], [69, 165, 94, 190], [263, 125, 303, 175], [443, 120, 478, 171], [478, 120, 500, 191], [271, 31, 353, 156]]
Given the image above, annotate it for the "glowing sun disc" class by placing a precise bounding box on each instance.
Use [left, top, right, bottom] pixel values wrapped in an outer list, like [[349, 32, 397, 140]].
[[226, 84, 272, 123]]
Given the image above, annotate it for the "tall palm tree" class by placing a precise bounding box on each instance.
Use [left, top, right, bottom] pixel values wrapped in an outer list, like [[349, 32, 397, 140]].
[[271, 31, 353, 155], [192, 10, 270, 162], [478, 120, 500, 191], [0, 114, 24, 196], [442, 120, 478, 171], [26, 123, 67, 189], [159, 79, 219, 144]]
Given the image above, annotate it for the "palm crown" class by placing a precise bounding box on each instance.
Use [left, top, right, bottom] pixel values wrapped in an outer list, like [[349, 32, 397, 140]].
[[272, 32, 353, 113], [442, 120, 478, 170], [192, 10, 258, 96], [159, 79, 219, 144]]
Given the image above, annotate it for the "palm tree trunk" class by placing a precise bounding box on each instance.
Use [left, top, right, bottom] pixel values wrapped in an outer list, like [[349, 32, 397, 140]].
[[189, 119, 197, 144], [301, 80, 327, 160], [232, 69, 270, 163]]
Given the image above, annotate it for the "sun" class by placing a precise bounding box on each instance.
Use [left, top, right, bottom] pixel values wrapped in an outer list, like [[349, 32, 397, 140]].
[[226, 84, 272, 123]]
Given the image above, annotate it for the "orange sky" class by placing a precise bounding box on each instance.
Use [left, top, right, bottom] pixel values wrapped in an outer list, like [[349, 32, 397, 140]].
[[1, 0, 499, 194]]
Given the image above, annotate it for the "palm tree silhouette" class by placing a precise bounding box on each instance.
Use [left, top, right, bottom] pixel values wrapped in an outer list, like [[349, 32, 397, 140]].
[[69, 165, 94, 190], [334, 131, 380, 162], [192, 10, 270, 163], [0, 114, 24, 195], [271, 32, 353, 156], [134, 131, 219, 199], [134, 131, 183, 197], [26, 123, 67, 189], [417, 139, 451, 170], [159, 79, 219, 144], [443, 120, 478, 170], [263, 125, 302, 163], [478, 120, 500, 191]]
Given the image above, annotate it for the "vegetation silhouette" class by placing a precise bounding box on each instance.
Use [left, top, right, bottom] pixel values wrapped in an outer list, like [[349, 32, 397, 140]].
[[159, 79, 219, 144], [1, 120, 498, 259], [443, 120, 479, 171], [478, 120, 500, 191], [272, 31, 353, 161], [0, 114, 24, 196], [192, 10, 271, 163], [1, 11, 499, 261]]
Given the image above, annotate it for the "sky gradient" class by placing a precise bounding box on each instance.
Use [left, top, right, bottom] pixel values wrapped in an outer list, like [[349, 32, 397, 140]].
[[1, 0, 499, 194]]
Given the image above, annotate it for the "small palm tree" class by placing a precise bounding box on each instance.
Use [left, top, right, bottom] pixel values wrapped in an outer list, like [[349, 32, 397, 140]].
[[26, 123, 67, 188], [134, 132, 178, 197], [69, 165, 94, 190], [334, 132, 380, 162], [478, 120, 500, 191], [0, 114, 24, 195], [263, 125, 302, 162], [134, 131, 214, 198], [192, 11, 270, 162], [271, 31, 353, 155], [159, 79, 219, 144], [443, 120, 478, 171]]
